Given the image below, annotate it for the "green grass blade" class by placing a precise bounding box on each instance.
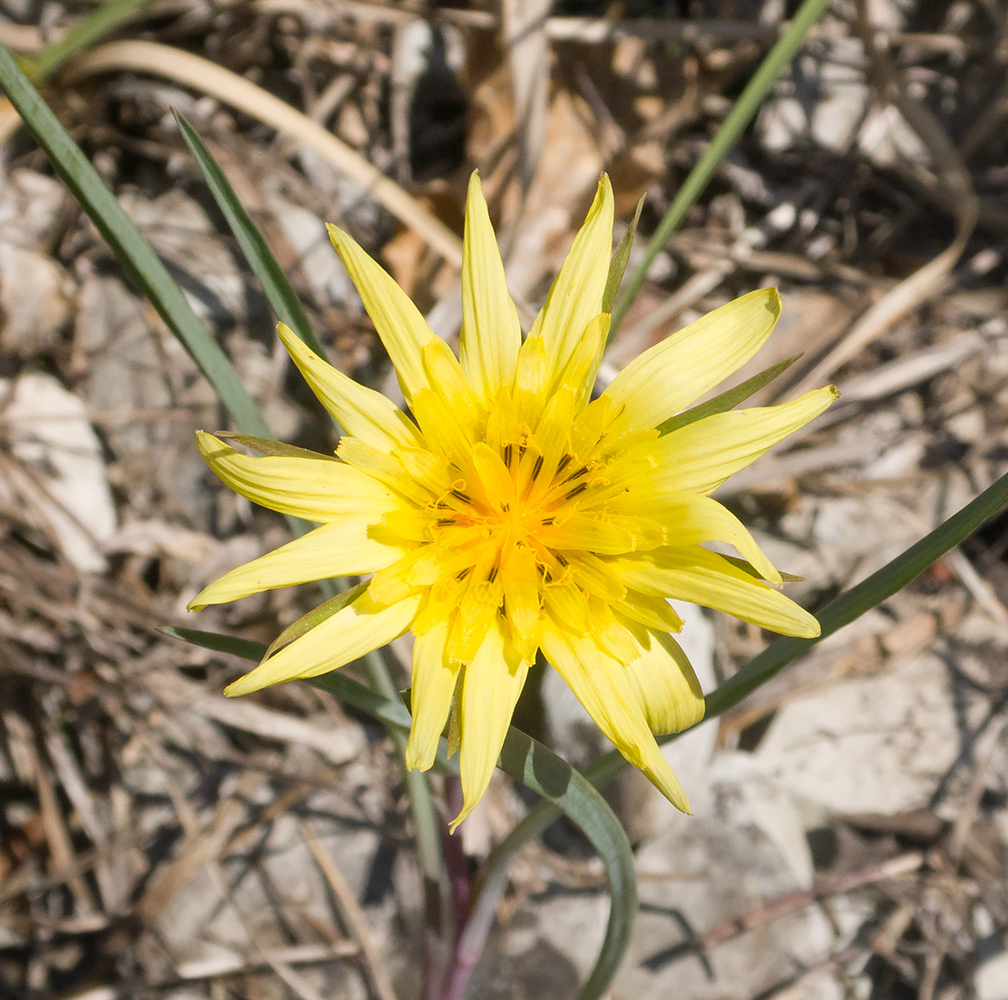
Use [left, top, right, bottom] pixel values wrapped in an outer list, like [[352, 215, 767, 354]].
[[611, 0, 835, 334], [0, 45, 270, 436], [602, 193, 645, 316], [499, 730, 636, 1000], [656, 354, 802, 435], [28, 0, 153, 79], [174, 112, 328, 359]]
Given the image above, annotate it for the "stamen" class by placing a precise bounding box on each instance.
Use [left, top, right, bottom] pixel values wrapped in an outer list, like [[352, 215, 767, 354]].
[[488, 565, 499, 584], [566, 482, 588, 499], [531, 454, 544, 480], [503, 443, 513, 467], [541, 517, 554, 526], [437, 517, 455, 526], [557, 453, 572, 473], [556, 554, 569, 568], [451, 488, 471, 504]]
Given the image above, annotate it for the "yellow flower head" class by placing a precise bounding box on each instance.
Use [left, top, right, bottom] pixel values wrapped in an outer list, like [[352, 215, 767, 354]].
[[190, 173, 836, 828]]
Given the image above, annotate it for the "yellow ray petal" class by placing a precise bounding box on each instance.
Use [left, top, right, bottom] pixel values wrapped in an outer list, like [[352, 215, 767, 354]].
[[652, 386, 838, 496], [556, 312, 610, 408], [540, 629, 691, 813], [276, 323, 422, 450], [624, 630, 705, 735], [225, 589, 421, 696], [422, 338, 483, 427], [502, 542, 542, 659], [451, 622, 530, 830], [459, 172, 522, 406], [472, 442, 516, 513], [195, 432, 403, 521], [613, 492, 781, 583], [327, 224, 435, 403], [613, 547, 821, 637], [405, 621, 460, 771], [602, 288, 782, 440], [528, 175, 614, 386], [189, 521, 404, 610]]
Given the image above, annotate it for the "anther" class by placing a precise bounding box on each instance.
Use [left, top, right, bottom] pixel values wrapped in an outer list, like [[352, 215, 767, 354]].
[[488, 565, 498, 584], [503, 444, 513, 467], [557, 453, 572, 473], [450, 489, 471, 504], [566, 482, 588, 499], [531, 454, 544, 480]]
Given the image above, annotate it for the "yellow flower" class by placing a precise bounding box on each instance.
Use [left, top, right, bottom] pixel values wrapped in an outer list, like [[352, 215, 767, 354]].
[[190, 173, 836, 828]]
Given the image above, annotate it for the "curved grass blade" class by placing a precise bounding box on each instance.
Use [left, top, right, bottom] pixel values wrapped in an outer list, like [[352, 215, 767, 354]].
[[164, 622, 638, 1000], [174, 111, 327, 359], [0, 44, 269, 436]]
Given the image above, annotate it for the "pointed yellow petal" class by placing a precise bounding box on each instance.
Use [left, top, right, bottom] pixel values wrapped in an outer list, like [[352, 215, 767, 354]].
[[327, 224, 435, 402], [224, 590, 421, 696], [540, 629, 691, 813], [411, 388, 477, 468], [195, 432, 403, 521], [501, 542, 541, 658], [422, 337, 483, 426], [603, 288, 783, 439], [471, 442, 516, 512], [528, 175, 614, 386], [405, 621, 460, 771], [624, 630, 705, 735], [276, 323, 422, 450], [615, 492, 781, 583], [189, 521, 403, 610], [557, 313, 610, 408], [450, 623, 530, 830], [459, 172, 521, 406], [512, 332, 549, 428], [653, 386, 839, 496], [613, 547, 821, 637]]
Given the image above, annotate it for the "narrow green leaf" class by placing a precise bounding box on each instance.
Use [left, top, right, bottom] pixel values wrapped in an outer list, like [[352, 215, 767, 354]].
[[500, 731, 636, 1000], [602, 193, 645, 316], [160, 624, 266, 663], [611, 0, 835, 334], [162, 624, 414, 730], [28, 0, 153, 79], [262, 582, 367, 660], [717, 553, 805, 583], [174, 112, 327, 359], [217, 432, 337, 461], [0, 44, 270, 437], [656, 354, 802, 435]]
